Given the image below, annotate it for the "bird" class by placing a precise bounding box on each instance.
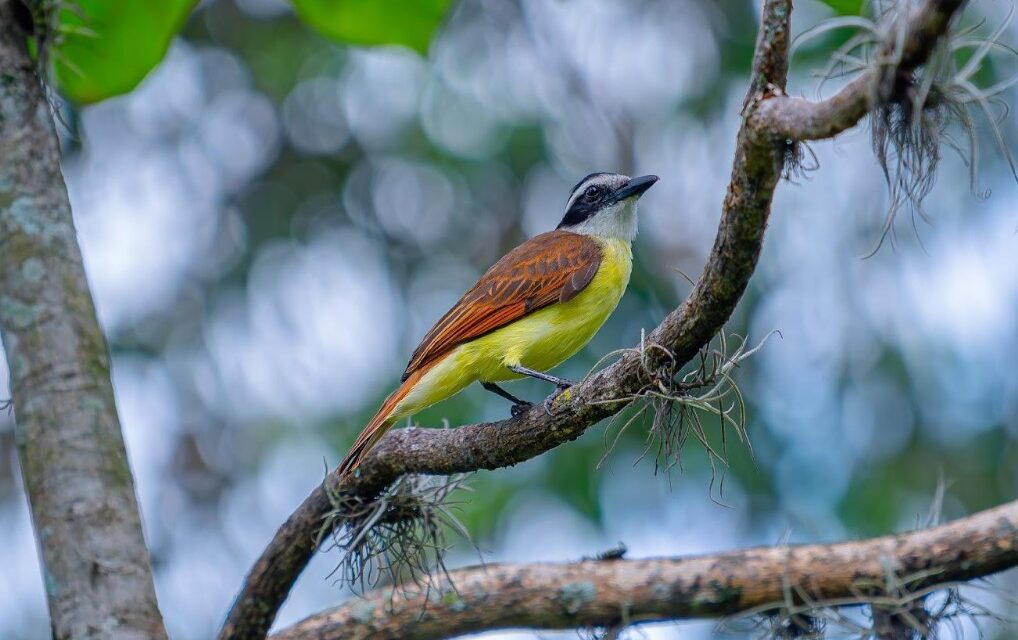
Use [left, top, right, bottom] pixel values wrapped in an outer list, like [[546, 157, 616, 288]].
[[337, 172, 658, 480]]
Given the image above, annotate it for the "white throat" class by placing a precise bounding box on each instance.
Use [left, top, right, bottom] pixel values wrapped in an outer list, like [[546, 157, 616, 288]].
[[567, 199, 639, 243]]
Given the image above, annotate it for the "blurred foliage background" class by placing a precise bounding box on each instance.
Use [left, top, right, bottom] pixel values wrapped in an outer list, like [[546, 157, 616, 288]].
[[1, 0, 1017, 637]]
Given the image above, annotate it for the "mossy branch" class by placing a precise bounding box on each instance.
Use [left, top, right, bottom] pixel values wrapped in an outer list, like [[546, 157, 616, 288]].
[[752, 0, 967, 141], [270, 499, 1018, 640], [0, 1, 167, 637], [219, 1, 971, 638]]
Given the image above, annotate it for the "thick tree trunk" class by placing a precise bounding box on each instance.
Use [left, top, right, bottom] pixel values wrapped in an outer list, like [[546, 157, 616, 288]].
[[0, 5, 167, 639]]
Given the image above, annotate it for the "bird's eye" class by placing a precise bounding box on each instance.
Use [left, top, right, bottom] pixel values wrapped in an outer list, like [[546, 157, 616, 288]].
[[583, 186, 602, 201]]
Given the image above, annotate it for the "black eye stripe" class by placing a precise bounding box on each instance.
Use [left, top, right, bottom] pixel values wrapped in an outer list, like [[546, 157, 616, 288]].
[[558, 173, 629, 229], [559, 185, 610, 228]]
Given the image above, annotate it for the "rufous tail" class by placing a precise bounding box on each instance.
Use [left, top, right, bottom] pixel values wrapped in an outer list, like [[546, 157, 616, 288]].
[[337, 365, 430, 481]]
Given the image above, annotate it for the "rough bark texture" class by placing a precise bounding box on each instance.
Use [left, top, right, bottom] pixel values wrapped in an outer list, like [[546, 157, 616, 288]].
[[220, 2, 794, 637], [0, 6, 167, 639], [752, 0, 964, 140], [272, 500, 1018, 640], [220, 0, 968, 638]]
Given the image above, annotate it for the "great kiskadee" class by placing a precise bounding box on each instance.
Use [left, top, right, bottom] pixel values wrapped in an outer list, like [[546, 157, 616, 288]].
[[338, 172, 658, 479]]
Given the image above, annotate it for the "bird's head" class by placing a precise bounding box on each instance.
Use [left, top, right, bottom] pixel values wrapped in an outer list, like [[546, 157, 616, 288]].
[[557, 172, 658, 242]]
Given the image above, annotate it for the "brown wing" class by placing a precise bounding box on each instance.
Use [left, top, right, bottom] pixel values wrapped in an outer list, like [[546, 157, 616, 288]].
[[401, 230, 602, 381]]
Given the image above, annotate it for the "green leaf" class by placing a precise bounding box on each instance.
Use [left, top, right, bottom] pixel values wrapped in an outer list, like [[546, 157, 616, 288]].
[[817, 0, 866, 15], [290, 0, 452, 53], [53, 0, 197, 104]]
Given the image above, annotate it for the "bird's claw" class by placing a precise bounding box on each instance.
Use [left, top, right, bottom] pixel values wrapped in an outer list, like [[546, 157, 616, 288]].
[[510, 401, 533, 418], [542, 382, 573, 416], [543, 395, 557, 416]]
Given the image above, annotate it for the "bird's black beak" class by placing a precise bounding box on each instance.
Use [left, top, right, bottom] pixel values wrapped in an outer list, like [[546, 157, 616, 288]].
[[613, 174, 659, 201]]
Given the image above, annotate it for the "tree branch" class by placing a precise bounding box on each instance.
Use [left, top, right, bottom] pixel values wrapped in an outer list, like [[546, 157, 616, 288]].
[[0, 5, 168, 639], [752, 0, 965, 140], [271, 499, 1018, 640], [219, 0, 966, 637]]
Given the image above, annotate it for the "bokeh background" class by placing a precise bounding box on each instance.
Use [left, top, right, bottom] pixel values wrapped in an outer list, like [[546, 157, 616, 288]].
[[2, 0, 1017, 637]]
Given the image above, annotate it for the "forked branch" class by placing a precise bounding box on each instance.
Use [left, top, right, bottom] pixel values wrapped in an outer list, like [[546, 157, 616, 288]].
[[752, 0, 966, 140], [219, 1, 970, 637]]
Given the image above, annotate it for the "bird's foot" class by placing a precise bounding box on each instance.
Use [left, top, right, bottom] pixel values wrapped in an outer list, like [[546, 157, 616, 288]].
[[483, 381, 533, 417], [510, 401, 533, 418], [542, 381, 574, 416]]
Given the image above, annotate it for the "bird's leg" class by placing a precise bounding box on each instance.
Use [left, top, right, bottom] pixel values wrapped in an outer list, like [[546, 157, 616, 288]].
[[481, 382, 533, 417], [507, 365, 576, 388], [506, 365, 576, 415]]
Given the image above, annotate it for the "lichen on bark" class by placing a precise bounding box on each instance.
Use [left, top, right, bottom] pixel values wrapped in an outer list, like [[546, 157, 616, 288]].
[[0, 1, 168, 638]]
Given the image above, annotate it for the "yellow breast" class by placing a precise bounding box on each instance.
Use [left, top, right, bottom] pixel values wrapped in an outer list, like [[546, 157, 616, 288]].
[[394, 237, 632, 419], [476, 236, 632, 377]]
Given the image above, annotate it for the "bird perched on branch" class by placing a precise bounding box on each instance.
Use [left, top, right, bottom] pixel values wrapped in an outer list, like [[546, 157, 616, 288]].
[[338, 172, 658, 480]]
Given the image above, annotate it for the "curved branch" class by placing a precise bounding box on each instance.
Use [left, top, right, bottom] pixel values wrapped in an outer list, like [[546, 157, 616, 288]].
[[753, 0, 965, 140], [219, 0, 966, 637], [220, 3, 791, 636], [271, 499, 1018, 639], [0, 4, 167, 638]]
